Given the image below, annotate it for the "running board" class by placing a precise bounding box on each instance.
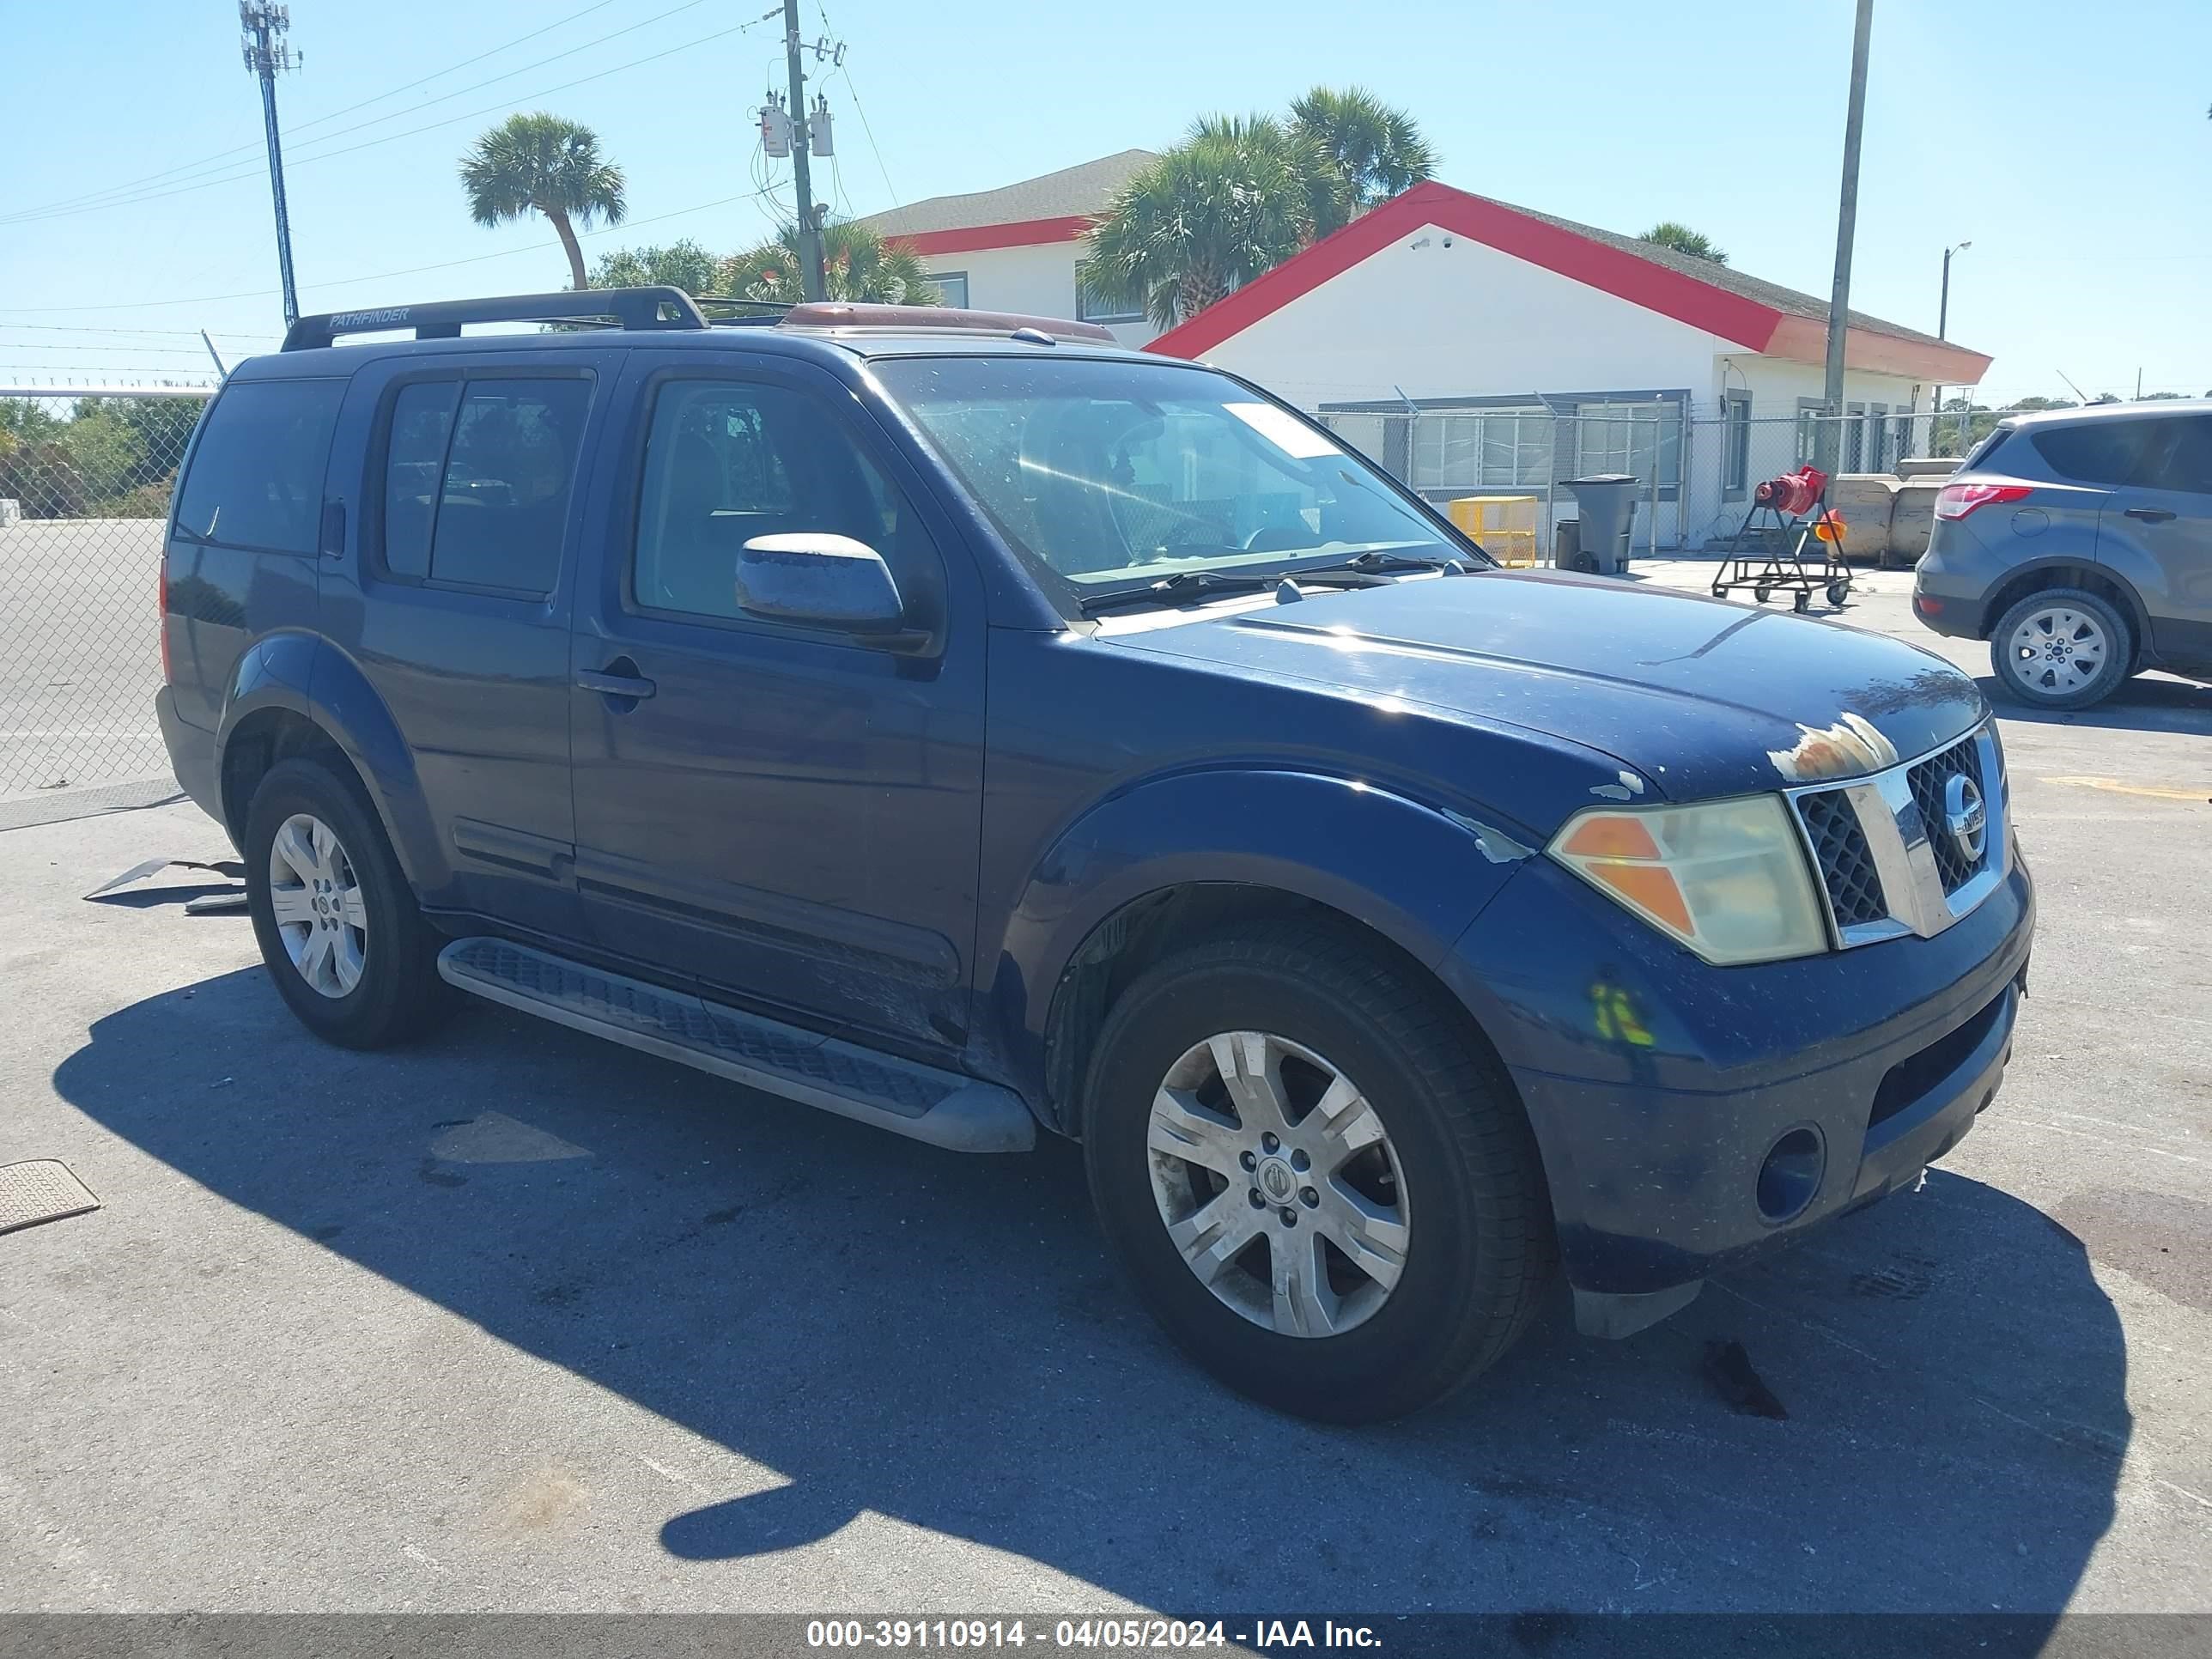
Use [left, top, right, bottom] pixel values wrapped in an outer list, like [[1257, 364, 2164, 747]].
[[436, 938, 1036, 1154]]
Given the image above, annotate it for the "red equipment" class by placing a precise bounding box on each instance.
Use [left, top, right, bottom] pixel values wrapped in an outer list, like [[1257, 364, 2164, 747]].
[[1754, 465, 1827, 517]]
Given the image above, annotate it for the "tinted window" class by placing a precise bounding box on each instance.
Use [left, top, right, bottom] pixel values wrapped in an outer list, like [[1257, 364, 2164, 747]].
[[173, 379, 344, 553], [632, 380, 936, 622], [2131, 415, 2212, 497], [426, 378, 591, 593], [381, 380, 460, 578], [2027, 420, 2148, 486]]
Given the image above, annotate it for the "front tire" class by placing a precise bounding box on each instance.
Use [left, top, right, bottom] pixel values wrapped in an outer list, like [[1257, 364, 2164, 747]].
[[1990, 586, 2132, 709], [1081, 920, 1555, 1422], [244, 757, 447, 1049]]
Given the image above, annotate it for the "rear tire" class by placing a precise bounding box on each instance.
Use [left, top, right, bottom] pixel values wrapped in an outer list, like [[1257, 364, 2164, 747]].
[[1990, 586, 2132, 709], [244, 757, 448, 1049], [1081, 919, 1555, 1422]]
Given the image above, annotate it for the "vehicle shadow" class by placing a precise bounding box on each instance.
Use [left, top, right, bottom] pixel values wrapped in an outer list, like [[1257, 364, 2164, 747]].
[[1978, 672, 2212, 734], [55, 967, 2128, 1616]]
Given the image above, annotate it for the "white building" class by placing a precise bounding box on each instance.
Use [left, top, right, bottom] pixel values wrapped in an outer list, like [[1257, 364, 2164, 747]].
[[872, 164, 1991, 548], [861, 150, 1162, 349]]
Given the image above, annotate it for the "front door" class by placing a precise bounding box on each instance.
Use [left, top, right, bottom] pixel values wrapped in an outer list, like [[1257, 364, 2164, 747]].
[[568, 353, 988, 1055], [2099, 411, 2212, 669]]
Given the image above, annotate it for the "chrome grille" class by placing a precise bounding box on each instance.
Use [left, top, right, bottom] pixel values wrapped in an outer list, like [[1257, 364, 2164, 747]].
[[1797, 789, 1887, 927], [1907, 737, 1984, 892], [1786, 720, 2006, 949]]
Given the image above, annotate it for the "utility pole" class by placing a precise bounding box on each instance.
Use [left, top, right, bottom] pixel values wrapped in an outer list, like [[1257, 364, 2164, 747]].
[[781, 0, 825, 301], [1930, 240, 1968, 453], [1819, 0, 1875, 476], [239, 3, 301, 328]]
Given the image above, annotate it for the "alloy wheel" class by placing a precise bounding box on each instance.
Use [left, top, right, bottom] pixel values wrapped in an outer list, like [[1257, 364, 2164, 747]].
[[266, 811, 368, 999], [1146, 1030, 1410, 1338]]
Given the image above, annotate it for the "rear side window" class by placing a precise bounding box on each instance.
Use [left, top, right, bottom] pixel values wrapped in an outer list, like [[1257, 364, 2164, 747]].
[[174, 379, 344, 553], [377, 375, 592, 593], [2130, 416, 2212, 497], [2026, 420, 2149, 486]]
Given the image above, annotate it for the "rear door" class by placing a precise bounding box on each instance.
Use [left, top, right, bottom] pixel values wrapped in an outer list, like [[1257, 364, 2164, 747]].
[[2097, 412, 2212, 668], [567, 349, 988, 1055], [325, 348, 619, 938]]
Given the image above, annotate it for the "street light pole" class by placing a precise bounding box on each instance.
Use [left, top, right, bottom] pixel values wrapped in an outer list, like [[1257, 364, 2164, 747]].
[[1818, 0, 1875, 477], [1930, 240, 1969, 453]]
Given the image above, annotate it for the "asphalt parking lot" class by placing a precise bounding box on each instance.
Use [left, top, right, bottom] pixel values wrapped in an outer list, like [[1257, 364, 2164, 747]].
[[3, 566, 2208, 1623]]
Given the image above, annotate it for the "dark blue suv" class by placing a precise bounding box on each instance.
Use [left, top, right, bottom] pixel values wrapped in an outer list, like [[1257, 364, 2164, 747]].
[[157, 289, 2034, 1420]]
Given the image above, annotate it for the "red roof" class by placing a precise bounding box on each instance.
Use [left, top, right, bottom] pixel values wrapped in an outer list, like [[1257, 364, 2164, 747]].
[[1144, 181, 1991, 385]]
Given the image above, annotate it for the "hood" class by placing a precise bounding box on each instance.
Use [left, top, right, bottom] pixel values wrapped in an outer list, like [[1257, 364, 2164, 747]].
[[1102, 569, 1984, 802]]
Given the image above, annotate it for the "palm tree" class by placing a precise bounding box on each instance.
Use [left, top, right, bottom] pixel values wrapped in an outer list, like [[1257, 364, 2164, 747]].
[[1079, 117, 1321, 330], [459, 112, 628, 292], [1290, 86, 1436, 229], [1638, 222, 1729, 265], [721, 220, 942, 306], [1081, 90, 1435, 331]]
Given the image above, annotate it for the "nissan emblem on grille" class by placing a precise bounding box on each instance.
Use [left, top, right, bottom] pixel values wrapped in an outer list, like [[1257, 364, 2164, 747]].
[[1945, 775, 1987, 866]]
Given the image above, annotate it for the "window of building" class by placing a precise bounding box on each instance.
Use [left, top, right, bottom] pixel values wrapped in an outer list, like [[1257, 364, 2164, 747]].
[[1722, 391, 1753, 501], [1564, 399, 1682, 496], [631, 379, 938, 623], [376, 376, 592, 594], [1796, 398, 1827, 465], [1844, 402, 1866, 471], [1867, 404, 1890, 471], [1076, 283, 1146, 325], [924, 270, 968, 308], [173, 378, 346, 555]]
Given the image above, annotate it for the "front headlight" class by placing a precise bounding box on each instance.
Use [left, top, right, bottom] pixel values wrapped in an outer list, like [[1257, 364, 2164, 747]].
[[1547, 795, 1828, 966]]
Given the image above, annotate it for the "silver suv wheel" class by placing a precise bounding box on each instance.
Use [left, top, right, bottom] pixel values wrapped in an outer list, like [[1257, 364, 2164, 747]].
[[2005, 602, 2111, 699], [1146, 1030, 1410, 1338], [266, 811, 368, 998]]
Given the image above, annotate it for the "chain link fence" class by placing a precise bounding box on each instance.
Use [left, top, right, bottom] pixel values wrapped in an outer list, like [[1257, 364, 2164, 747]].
[[0, 389, 210, 801]]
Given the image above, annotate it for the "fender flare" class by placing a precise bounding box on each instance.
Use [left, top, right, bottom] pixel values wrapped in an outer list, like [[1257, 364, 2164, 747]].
[[1979, 548, 2152, 647], [214, 635, 446, 890], [986, 767, 1534, 1103]]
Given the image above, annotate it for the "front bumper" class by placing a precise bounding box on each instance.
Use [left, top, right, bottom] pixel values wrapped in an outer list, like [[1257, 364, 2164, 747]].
[[1442, 848, 2035, 1330]]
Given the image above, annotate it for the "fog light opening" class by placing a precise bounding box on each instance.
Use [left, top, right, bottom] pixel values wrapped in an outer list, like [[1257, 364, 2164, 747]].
[[1757, 1127, 1826, 1224]]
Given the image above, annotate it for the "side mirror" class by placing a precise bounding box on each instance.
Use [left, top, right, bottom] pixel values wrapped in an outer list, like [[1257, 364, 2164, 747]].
[[735, 533, 908, 635]]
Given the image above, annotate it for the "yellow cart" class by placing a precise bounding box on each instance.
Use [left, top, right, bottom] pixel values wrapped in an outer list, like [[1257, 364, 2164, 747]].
[[1447, 495, 1542, 568]]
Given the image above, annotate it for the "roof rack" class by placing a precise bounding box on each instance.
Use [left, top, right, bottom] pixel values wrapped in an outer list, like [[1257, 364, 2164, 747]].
[[281, 287, 709, 351]]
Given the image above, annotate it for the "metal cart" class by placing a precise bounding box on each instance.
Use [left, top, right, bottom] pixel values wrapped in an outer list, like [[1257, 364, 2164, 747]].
[[1710, 464, 1853, 613]]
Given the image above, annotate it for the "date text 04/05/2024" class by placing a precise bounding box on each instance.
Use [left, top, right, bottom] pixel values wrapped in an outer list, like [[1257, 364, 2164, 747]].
[[805, 1620, 1384, 1650]]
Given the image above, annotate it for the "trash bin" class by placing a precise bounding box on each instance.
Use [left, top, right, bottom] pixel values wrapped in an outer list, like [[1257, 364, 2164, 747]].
[[1558, 474, 1638, 574]]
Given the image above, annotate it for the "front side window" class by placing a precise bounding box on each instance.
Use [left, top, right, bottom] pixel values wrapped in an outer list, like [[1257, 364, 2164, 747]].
[[875, 356, 1461, 602], [173, 379, 345, 553], [379, 376, 592, 593], [2128, 416, 2212, 497], [631, 379, 936, 623]]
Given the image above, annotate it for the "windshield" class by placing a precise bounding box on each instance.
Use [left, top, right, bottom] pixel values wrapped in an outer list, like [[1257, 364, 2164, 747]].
[[872, 356, 1467, 605]]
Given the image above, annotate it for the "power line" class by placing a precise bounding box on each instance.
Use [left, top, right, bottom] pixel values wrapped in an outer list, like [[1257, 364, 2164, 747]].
[[815, 1, 896, 205], [5, 0, 626, 222], [2, 10, 764, 232], [0, 186, 781, 317], [10, 0, 717, 225]]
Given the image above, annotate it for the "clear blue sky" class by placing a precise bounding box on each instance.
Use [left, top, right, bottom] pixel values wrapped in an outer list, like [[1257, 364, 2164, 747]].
[[3, 0, 2206, 402]]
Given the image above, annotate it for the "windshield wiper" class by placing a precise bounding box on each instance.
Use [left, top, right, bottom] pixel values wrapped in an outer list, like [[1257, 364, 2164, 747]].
[[1299, 549, 1466, 575], [1078, 569, 1279, 616]]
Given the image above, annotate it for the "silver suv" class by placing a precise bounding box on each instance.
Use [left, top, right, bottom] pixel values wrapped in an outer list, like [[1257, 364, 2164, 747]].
[[1912, 402, 2211, 708]]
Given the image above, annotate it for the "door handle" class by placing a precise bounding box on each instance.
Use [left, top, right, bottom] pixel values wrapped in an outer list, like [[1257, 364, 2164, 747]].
[[2124, 507, 2177, 523], [576, 667, 656, 700]]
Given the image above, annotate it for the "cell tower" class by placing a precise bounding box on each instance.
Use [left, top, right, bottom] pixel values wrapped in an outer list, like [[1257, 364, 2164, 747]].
[[239, 3, 301, 327]]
